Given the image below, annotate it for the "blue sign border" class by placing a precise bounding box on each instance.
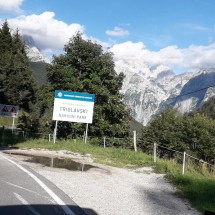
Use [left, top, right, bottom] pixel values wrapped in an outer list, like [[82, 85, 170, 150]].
[[55, 90, 95, 102]]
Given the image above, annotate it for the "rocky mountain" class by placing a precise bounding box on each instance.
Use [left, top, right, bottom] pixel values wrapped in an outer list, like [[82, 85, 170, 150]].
[[22, 35, 49, 85], [22, 35, 49, 63], [115, 58, 215, 125], [23, 36, 215, 125], [172, 70, 215, 113]]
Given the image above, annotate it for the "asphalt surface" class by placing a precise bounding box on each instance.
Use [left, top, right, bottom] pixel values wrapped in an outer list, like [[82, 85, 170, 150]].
[[0, 152, 88, 215]]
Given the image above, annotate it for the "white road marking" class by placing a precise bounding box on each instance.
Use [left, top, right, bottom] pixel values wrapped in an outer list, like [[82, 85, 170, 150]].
[[2, 180, 55, 203], [13, 192, 41, 215], [1, 154, 76, 215]]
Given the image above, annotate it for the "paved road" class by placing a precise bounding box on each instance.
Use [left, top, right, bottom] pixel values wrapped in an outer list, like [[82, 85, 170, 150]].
[[0, 152, 88, 215]]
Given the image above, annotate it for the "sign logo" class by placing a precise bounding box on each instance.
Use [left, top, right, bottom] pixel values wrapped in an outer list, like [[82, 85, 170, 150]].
[[52, 90, 95, 123], [58, 92, 63, 97]]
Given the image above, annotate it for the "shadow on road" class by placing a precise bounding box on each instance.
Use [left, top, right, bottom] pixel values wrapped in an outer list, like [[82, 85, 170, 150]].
[[0, 204, 99, 215]]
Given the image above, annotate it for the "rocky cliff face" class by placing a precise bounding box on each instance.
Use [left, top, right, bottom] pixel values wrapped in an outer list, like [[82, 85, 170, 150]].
[[22, 35, 49, 63], [172, 70, 215, 113], [23, 35, 215, 125], [115, 58, 215, 125]]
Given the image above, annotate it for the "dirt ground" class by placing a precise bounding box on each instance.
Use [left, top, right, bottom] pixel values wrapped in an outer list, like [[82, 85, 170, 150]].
[[3, 148, 202, 215]]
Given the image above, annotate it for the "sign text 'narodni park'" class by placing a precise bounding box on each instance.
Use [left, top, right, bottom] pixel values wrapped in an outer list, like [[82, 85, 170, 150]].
[[52, 90, 95, 123]]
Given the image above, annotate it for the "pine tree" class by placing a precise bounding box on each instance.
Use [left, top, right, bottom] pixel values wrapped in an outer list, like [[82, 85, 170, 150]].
[[5, 30, 36, 110], [0, 21, 13, 103], [45, 33, 131, 138], [0, 22, 38, 131]]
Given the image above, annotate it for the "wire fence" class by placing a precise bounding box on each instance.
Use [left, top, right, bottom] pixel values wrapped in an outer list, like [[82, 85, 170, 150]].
[[151, 142, 215, 175], [1, 128, 215, 176]]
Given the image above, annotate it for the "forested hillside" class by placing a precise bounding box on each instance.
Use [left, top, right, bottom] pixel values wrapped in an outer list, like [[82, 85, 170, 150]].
[[196, 96, 215, 119], [0, 22, 131, 138], [30, 62, 48, 85], [139, 103, 215, 164]]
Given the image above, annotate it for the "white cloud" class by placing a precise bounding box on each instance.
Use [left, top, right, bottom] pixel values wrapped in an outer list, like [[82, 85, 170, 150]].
[[7, 11, 85, 50], [181, 44, 215, 68], [110, 41, 215, 70], [3, 11, 215, 71], [0, 0, 24, 13], [106, 27, 129, 37], [110, 41, 146, 58]]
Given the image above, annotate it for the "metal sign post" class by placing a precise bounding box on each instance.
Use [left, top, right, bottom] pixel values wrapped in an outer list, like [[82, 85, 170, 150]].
[[12, 117, 15, 133], [84, 123, 88, 144], [53, 120, 58, 144]]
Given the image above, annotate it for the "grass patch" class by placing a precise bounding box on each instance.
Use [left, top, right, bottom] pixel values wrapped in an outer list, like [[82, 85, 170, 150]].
[[6, 139, 215, 213], [154, 159, 215, 213], [173, 175, 215, 212], [0, 116, 16, 127], [15, 139, 153, 168]]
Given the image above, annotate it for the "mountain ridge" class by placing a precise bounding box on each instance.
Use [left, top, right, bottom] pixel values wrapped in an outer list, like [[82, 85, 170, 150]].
[[24, 35, 215, 125], [115, 58, 215, 125]]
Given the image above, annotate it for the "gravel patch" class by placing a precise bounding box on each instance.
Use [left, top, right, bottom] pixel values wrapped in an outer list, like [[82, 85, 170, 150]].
[[6, 149, 202, 215]]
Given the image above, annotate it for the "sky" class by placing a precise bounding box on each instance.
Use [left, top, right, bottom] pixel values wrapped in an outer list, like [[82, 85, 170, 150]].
[[0, 0, 215, 74]]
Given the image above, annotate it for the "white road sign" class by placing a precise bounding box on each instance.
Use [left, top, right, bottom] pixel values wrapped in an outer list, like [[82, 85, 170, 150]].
[[0, 104, 19, 118], [52, 90, 95, 123]]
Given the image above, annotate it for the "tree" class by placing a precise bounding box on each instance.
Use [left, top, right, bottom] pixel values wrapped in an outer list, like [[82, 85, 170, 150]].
[[44, 33, 131, 138], [139, 108, 186, 158], [183, 114, 215, 163], [0, 21, 13, 103], [139, 107, 215, 163], [196, 96, 215, 119], [0, 22, 38, 131]]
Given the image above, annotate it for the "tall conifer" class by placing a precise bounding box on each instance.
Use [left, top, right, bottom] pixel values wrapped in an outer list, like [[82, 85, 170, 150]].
[[0, 22, 38, 131]]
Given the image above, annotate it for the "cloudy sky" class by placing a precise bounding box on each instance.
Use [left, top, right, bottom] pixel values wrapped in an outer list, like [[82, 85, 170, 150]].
[[0, 0, 215, 74]]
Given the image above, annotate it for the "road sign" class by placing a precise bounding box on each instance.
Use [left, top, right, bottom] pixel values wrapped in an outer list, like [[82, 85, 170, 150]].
[[52, 90, 95, 123], [0, 104, 19, 118]]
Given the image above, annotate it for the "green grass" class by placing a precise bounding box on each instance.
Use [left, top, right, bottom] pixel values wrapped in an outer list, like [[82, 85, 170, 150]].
[[0, 116, 17, 127], [4, 138, 215, 213], [154, 159, 215, 213], [15, 139, 153, 168]]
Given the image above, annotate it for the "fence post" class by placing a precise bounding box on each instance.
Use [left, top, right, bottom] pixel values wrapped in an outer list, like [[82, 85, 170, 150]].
[[133, 130, 137, 152], [103, 137, 106, 148], [49, 134, 51, 142], [182, 151, 186, 175], [154, 142, 157, 163], [83, 131, 85, 143]]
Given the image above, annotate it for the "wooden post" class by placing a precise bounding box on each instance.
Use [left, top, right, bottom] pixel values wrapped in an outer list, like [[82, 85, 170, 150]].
[[133, 130, 137, 152], [103, 137, 106, 148], [154, 142, 157, 163], [182, 152, 186, 175], [12, 117, 15, 133]]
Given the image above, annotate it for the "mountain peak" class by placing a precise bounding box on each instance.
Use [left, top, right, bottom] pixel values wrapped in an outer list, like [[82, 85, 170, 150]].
[[115, 58, 215, 125], [22, 35, 50, 63]]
